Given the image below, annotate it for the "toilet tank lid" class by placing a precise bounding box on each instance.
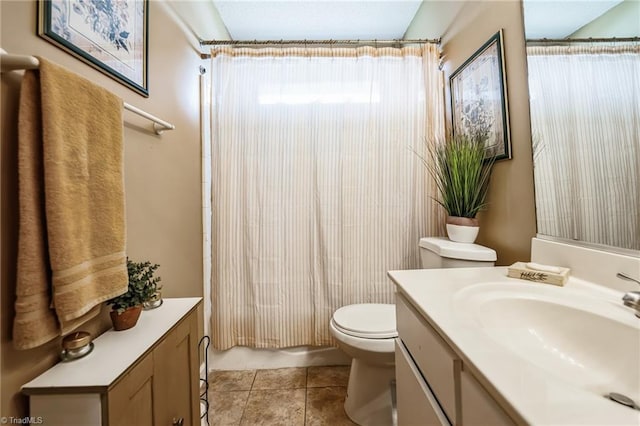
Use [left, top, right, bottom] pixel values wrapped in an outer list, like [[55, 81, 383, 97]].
[[419, 237, 497, 262]]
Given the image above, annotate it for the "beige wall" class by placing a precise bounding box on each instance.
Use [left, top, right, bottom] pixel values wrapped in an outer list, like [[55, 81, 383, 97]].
[[406, 0, 537, 265], [571, 0, 640, 37], [0, 1, 226, 418]]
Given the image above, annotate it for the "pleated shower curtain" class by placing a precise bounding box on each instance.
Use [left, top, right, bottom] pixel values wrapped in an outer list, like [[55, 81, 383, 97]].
[[209, 45, 445, 350], [528, 44, 640, 250]]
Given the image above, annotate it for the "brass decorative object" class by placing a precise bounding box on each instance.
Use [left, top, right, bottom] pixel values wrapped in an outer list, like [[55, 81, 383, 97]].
[[61, 331, 94, 361]]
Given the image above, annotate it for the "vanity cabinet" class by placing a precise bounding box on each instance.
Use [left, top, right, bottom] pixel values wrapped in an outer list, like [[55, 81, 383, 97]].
[[459, 367, 513, 426], [395, 293, 514, 426], [108, 353, 154, 426], [23, 298, 201, 426], [395, 339, 450, 425], [151, 307, 200, 426]]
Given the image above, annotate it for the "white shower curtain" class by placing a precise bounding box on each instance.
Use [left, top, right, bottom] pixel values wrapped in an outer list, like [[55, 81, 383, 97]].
[[209, 45, 445, 349], [528, 44, 640, 250]]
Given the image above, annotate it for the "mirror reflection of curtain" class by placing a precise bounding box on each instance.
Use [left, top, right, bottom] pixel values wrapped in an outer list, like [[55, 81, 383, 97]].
[[209, 45, 445, 350], [528, 44, 640, 250]]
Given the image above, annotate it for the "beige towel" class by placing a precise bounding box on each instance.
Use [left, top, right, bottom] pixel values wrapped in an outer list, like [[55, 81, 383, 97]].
[[14, 58, 128, 350]]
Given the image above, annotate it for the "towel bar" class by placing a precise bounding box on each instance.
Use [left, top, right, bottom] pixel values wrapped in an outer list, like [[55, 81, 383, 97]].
[[0, 48, 175, 135]]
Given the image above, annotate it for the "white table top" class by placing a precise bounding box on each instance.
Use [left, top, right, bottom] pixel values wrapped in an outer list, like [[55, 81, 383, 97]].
[[23, 297, 201, 393], [388, 267, 640, 426]]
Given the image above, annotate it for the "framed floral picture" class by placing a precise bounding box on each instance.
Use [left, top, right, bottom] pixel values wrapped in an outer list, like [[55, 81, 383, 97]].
[[450, 30, 511, 160], [38, 0, 149, 97]]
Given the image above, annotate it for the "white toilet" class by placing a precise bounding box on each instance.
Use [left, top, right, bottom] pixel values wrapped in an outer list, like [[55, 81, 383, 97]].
[[330, 236, 496, 425]]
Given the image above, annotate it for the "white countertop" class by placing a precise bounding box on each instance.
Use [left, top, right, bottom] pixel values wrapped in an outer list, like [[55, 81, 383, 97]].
[[388, 267, 640, 426], [23, 297, 201, 392]]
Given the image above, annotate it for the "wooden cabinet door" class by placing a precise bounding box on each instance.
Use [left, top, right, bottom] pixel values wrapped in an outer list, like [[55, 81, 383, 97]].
[[395, 340, 451, 426], [108, 354, 154, 426], [460, 369, 515, 426], [396, 295, 460, 423], [152, 310, 199, 426]]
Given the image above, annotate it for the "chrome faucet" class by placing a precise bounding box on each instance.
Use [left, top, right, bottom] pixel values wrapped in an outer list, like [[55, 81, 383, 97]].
[[619, 273, 640, 318]]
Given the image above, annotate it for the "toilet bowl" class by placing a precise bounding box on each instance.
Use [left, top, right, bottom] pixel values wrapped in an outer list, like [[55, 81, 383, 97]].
[[330, 303, 397, 426], [330, 237, 496, 425]]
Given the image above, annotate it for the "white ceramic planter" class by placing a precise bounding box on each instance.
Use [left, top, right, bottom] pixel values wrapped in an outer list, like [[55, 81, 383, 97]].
[[446, 223, 480, 243]]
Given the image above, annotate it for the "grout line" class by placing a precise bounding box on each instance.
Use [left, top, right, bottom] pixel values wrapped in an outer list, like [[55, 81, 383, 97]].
[[303, 367, 308, 426], [249, 369, 257, 391], [238, 371, 256, 426], [238, 389, 251, 426], [304, 366, 309, 388]]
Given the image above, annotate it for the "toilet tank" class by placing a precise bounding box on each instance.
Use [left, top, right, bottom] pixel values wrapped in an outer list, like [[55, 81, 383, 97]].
[[419, 237, 496, 269]]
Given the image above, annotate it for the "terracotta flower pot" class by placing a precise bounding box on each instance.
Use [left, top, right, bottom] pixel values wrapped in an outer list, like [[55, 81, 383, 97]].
[[446, 216, 479, 243], [110, 305, 143, 331]]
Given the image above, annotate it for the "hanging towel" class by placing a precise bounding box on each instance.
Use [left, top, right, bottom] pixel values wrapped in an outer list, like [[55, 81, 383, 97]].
[[13, 58, 128, 350]]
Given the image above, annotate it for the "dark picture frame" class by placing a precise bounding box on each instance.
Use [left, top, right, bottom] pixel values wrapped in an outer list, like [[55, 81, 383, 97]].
[[38, 0, 149, 97], [450, 29, 511, 160]]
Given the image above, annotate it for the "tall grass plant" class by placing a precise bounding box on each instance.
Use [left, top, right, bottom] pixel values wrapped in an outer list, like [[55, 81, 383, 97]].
[[418, 133, 495, 219]]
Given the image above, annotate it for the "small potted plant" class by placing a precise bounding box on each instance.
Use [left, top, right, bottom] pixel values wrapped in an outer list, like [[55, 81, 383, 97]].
[[418, 131, 495, 243], [107, 259, 161, 331]]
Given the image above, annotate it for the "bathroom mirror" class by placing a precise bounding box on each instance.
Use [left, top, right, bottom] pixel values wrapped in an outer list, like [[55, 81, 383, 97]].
[[522, 0, 640, 252]]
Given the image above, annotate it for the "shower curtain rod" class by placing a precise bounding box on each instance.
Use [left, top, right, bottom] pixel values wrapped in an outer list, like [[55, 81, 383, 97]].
[[200, 38, 440, 59], [0, 49, 175, 135], [526, 36, 640, 44], [201, 38, 440, 46]]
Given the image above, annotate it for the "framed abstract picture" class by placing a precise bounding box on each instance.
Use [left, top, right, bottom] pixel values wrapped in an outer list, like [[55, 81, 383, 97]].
[[450, 30, 511, 160], [38, 0, 149, 97]]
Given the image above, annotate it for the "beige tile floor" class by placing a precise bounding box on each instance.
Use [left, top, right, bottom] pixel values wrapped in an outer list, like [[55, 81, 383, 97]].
[[204, 366, 357, 426]]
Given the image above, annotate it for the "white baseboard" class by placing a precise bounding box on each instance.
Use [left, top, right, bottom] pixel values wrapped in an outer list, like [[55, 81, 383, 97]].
[[209, 345, 351, 371]]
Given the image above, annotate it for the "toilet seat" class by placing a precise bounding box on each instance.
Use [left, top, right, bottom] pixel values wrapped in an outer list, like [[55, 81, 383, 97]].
[[332, 304, 397, 339]]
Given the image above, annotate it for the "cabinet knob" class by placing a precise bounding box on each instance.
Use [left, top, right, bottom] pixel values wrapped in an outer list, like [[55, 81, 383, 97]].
[[172, 417, 184, 426]]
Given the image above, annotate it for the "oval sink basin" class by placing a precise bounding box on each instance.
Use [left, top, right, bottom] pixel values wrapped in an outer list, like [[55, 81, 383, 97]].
[[454, 282, 640, 401]]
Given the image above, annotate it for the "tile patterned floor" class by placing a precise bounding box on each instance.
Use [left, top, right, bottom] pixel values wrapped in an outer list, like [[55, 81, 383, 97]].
[[205, 366, 356, 426]]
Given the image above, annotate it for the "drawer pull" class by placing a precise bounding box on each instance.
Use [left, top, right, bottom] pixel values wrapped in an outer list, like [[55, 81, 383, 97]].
[[172, 417, 184, 426]]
